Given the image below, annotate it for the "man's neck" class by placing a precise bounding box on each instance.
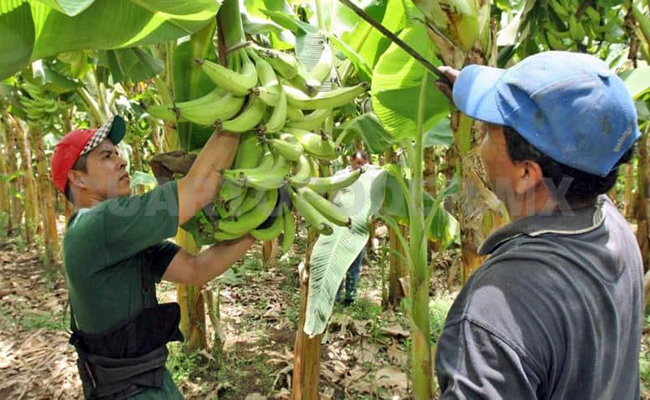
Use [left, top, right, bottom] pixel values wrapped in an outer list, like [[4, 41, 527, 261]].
[[506, 189, 559, 221], [76, 192, 106, 209]]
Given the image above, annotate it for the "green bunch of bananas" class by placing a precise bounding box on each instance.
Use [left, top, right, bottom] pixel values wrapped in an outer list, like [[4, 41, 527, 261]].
[[19, 81, 63, 130], [148, 42, 366, 132], [543, 0, 625, 50], [160, 42, 368, 250], [181, 130, 364, 250]]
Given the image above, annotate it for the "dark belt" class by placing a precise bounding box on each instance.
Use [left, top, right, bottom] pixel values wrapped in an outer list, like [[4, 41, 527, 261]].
[[70, 303, 183, 400]]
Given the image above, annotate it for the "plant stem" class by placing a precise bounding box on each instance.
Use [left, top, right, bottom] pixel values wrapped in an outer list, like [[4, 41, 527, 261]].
[[315, 0, 326, 31], [76, 87, 105, 126], [340, 23, 372, 83], [409, 73, 433, 399], [218, 0, 246, 50]]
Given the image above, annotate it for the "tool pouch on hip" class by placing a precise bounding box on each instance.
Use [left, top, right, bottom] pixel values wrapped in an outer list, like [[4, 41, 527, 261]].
[[70, 303, 183, 400]]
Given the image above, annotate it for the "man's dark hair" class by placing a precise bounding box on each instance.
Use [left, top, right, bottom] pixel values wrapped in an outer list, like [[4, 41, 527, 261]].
[[502, 126, 634, 206], [64, 154, 89, 203], [353, 150, 368, 161]]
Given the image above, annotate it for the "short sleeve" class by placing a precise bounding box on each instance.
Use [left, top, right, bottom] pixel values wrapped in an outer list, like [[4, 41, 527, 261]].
[[100, 181, 179, 265], [435, 319, 541, 399], [149, 240, 182, 283]]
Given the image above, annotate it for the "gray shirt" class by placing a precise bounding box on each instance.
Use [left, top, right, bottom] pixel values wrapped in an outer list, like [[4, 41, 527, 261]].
[[435, 196, 643, 399]]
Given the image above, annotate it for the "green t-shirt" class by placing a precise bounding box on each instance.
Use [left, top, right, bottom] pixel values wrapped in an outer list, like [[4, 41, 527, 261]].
[[63, 181, 183, 399]]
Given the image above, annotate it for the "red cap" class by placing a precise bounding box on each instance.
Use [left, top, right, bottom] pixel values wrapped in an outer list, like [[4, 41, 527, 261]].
[[51, 116, 126, 193]]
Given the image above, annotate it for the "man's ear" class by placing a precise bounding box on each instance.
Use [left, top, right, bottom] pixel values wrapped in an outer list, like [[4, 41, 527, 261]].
[[68, 169, 87, 189], [513, 160, 543, 195]]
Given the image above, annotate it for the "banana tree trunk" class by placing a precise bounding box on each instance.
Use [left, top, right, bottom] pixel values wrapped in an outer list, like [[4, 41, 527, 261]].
[[262, 239, 280, 269], [292, 229, 321, 400], [385, 149, 408, 307], [419, 3, 497, 283], [636, 125, 649, 271], [130, 138, 145, 195], [176, 228, 208, 350], [388, 224, 408, 307], [408, 76, 433, 400], [424, 147, 437, 197], [624, 164, 634, 218], [2, 117, 26, 240], [30, 125, 59, 268], [8, 115, 39, 245], [0, 138, 9, 226]]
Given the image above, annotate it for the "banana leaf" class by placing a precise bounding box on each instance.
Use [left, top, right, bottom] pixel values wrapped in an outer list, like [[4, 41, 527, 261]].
[[338, 112, 395, 154], [382, 167, 459, 246], [97, 48, 164, 84], [423, 116, 453, 148], [620, 66, 650, 100], [304, 166, 387, 337], [0, 0, 220, 80], [371, 22, 451, 140], [30, 59, 79, 94], [339, 0, 408, 70]]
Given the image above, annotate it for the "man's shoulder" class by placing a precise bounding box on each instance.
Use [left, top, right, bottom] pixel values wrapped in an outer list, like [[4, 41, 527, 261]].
[[447, 238, 564, 328]]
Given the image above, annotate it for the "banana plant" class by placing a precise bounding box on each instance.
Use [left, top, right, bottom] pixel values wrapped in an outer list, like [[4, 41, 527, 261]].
[[0, 0, 220, 80]]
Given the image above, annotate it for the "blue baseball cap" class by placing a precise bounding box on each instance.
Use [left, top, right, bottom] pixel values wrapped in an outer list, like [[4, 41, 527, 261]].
[[452, 51, 640, 177]]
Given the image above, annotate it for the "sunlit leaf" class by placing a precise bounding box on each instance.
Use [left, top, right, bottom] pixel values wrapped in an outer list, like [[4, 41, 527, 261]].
[[371, 23, 450, 140], [620, 66, 650, 100], [423, 116, 453, 148], [0, 0, 220, 80], [339, 112, 394, 154]]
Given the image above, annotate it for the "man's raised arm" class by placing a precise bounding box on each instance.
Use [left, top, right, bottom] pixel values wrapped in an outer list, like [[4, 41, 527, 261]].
[[177, 129, 239, 226]]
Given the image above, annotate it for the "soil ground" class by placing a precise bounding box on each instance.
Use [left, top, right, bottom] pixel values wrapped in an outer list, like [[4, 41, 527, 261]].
[[1, 219, 649, 399]]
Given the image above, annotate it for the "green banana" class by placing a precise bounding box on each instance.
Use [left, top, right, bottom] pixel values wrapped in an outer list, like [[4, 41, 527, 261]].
[[285, 108, 332, 131], [297, 186, 351, 227], [285, 128, 336, 159], [568, 16, 584, 42], [280, 206, 295, 252], [548, 0, 569, 18], [149, 90, 246, 126], [248, 47, 280, 96], [307, 168, 361, 193], [233, 132, 263, 169], [289, 154, 312, 187], [217, 189, 278, 235], [221, 96, 266, 132], [286, 106, 305, 121], [217, 180, 247, 203], [197, 50, 258, 97], [240, 155, 291, 190], [584, 6, 600, 25], [214, 230, 245, 241], [269, 134, 304, 161], [289, 188, 333, 235], [254, 86, 281, 106], [284, 82, 368, 110], [546, 31, 571, 50], [256, 47, 300, 79], [231, 188, 267, 218], [225, 151, 275, 181], [264, 84, 287, 133], [251, 204, 285, 241]]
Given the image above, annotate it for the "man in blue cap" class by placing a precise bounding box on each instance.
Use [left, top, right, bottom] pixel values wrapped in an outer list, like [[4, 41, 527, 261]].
[[433, 51, 643, 399]]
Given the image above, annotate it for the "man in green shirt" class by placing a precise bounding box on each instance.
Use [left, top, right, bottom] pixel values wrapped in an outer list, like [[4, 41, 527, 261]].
[[51, 115, 255, 399]]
